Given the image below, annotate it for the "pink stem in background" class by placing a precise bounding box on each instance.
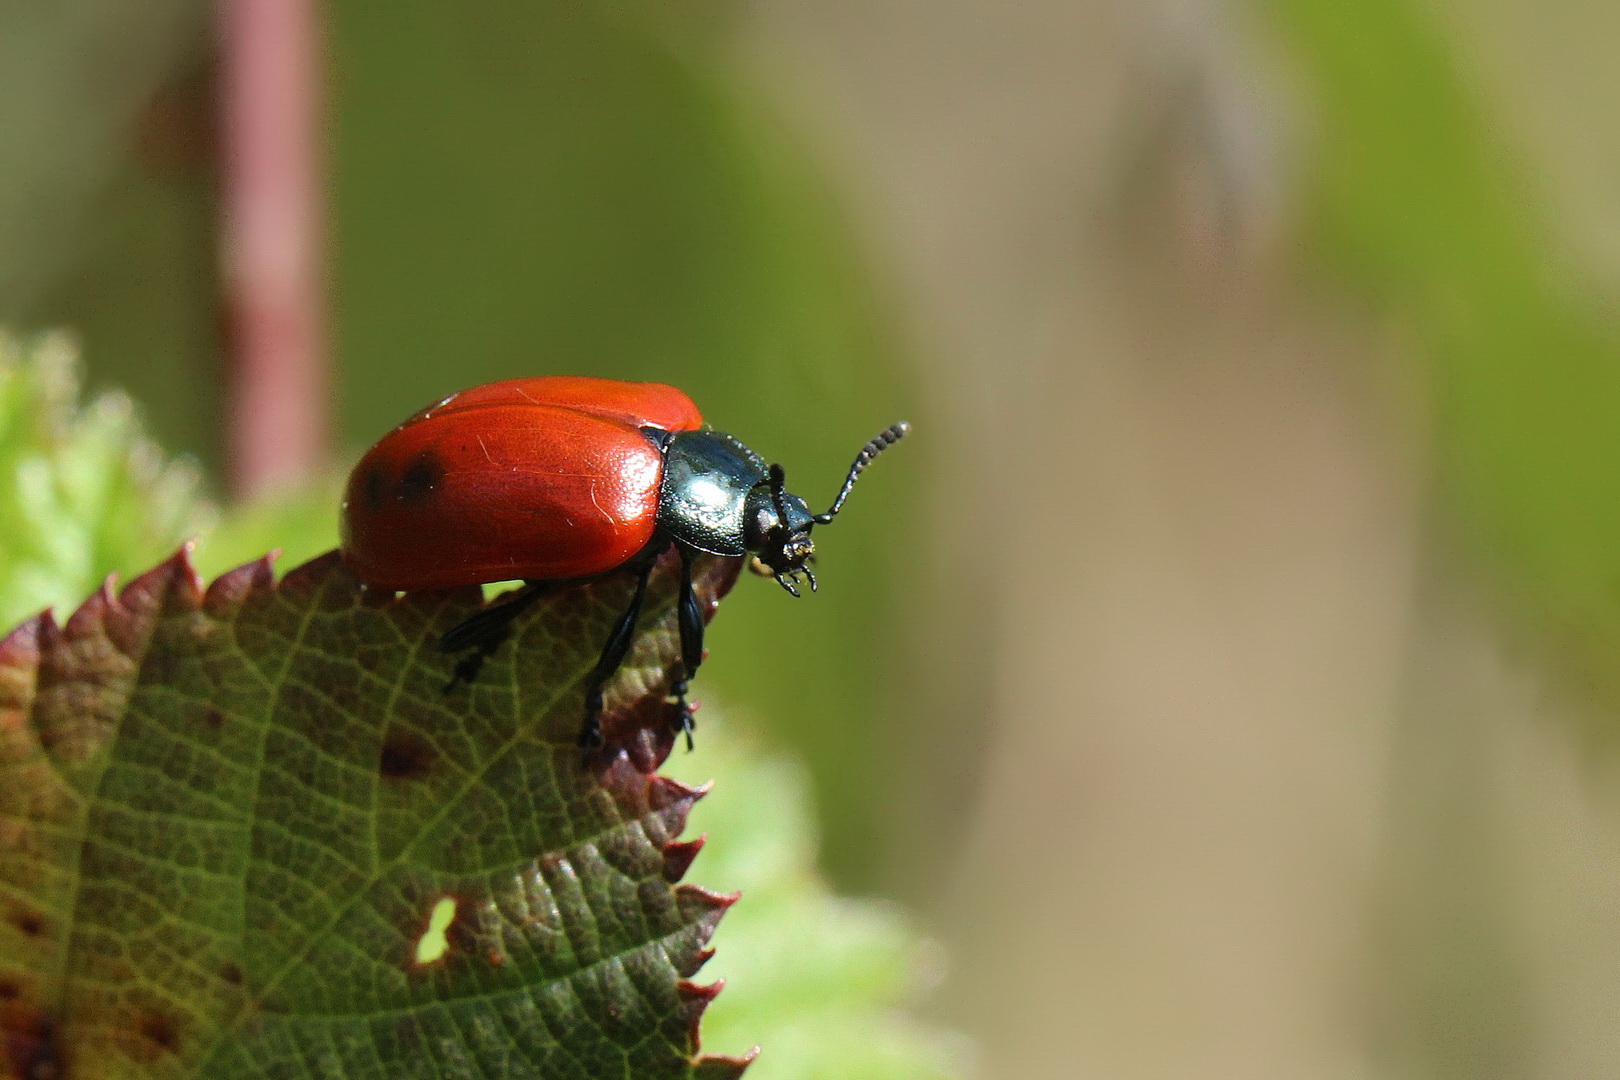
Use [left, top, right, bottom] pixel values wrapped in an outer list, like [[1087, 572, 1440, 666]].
[[220, 0, 328, 499]]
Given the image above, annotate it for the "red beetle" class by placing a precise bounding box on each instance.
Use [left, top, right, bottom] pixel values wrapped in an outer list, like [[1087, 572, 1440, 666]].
[[341, 376, 908, 750]]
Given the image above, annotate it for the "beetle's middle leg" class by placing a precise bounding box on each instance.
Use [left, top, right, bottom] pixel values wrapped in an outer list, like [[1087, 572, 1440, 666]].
[[439, 582, 545, 691], [578, 559, 656, 751]]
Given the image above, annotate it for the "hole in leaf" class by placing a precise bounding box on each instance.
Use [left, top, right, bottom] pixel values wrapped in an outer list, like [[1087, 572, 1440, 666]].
[[479, 579, 526, 602], [414, 898, 457, 965]]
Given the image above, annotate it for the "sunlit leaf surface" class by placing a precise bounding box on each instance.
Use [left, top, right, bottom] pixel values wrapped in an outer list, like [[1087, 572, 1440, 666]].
[[0, 546, 751, 1079]]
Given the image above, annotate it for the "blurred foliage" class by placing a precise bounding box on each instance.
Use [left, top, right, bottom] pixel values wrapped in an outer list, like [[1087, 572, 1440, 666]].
[[14, 30, 221, 468], [1267, 0, 1620, 726], [0, 0, 206, 311], [1262, 0, 1620, 1074], [666, 731, 967, 1080], [0, 332, 209, 629]]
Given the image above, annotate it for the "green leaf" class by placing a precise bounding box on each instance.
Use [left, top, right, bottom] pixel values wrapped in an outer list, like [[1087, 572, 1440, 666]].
[[0, 332, 210, 630], [0, 546, 751, 1079]]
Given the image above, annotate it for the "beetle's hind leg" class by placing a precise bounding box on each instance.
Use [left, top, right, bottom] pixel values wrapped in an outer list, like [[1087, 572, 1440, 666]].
[[439, 583, 544, 691]]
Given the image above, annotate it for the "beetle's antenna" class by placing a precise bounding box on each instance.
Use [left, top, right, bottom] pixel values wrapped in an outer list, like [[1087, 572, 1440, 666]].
[[814, 421, 910, 524]]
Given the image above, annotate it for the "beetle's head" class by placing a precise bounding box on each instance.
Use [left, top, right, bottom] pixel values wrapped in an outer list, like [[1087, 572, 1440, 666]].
[[743, 421, 911, 598], [744, 467, 817, 596]]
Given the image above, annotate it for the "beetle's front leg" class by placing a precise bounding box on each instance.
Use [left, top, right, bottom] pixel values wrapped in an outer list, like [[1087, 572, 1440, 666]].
[[669, 546, 705, 751]]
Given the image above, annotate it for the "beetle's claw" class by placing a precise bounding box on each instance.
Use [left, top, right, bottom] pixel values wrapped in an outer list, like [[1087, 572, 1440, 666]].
[[669, 686, 698, 752], [444, 652, 486, 694], [576, 692, 606, 761]]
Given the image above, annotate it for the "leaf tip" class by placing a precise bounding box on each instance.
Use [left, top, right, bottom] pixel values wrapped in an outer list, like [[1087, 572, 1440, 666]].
[[61, 575, 117, 638], [653, 774, 712, 803], [275, 548, 348, 595], [678, 976, 726, 1005], [109, 544, 208, 624], [692, 1048, 759, 1080], [662, 834, 707, 882], [0, 614, 42, 676], [677, 884, 743, 919], [679, 977, 756, 1075], [203, 550, 279, 614]]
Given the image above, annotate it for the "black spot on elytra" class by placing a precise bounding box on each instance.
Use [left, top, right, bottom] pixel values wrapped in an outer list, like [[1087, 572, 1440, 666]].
[[379, 731, 434, 780], [361, 464, 389, 510], [396, 452, 444, 507]]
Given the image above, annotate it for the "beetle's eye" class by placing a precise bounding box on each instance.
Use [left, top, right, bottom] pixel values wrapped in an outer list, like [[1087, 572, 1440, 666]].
[[742, 498, 772, 550]]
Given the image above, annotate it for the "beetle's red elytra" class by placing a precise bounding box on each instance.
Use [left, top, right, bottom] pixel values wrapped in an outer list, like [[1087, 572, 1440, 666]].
[[340, 376, 908, 752]]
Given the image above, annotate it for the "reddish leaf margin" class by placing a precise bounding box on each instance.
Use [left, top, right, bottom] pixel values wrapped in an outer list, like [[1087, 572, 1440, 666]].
[[0, 545, 755, 1080]]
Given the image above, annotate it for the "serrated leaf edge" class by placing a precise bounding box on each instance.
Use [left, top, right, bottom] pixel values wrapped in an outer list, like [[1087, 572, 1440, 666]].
[[0, 544, 751, 1077]]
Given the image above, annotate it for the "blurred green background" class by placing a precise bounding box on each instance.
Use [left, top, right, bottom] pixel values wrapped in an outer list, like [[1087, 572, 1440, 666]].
[[11, 0, 1620, 1076]]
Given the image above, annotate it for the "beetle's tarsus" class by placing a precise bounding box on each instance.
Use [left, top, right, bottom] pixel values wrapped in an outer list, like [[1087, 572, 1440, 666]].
[[670, 679, 697, 752], [445, 652, 487, 693], [576, 694, 605, 757]]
